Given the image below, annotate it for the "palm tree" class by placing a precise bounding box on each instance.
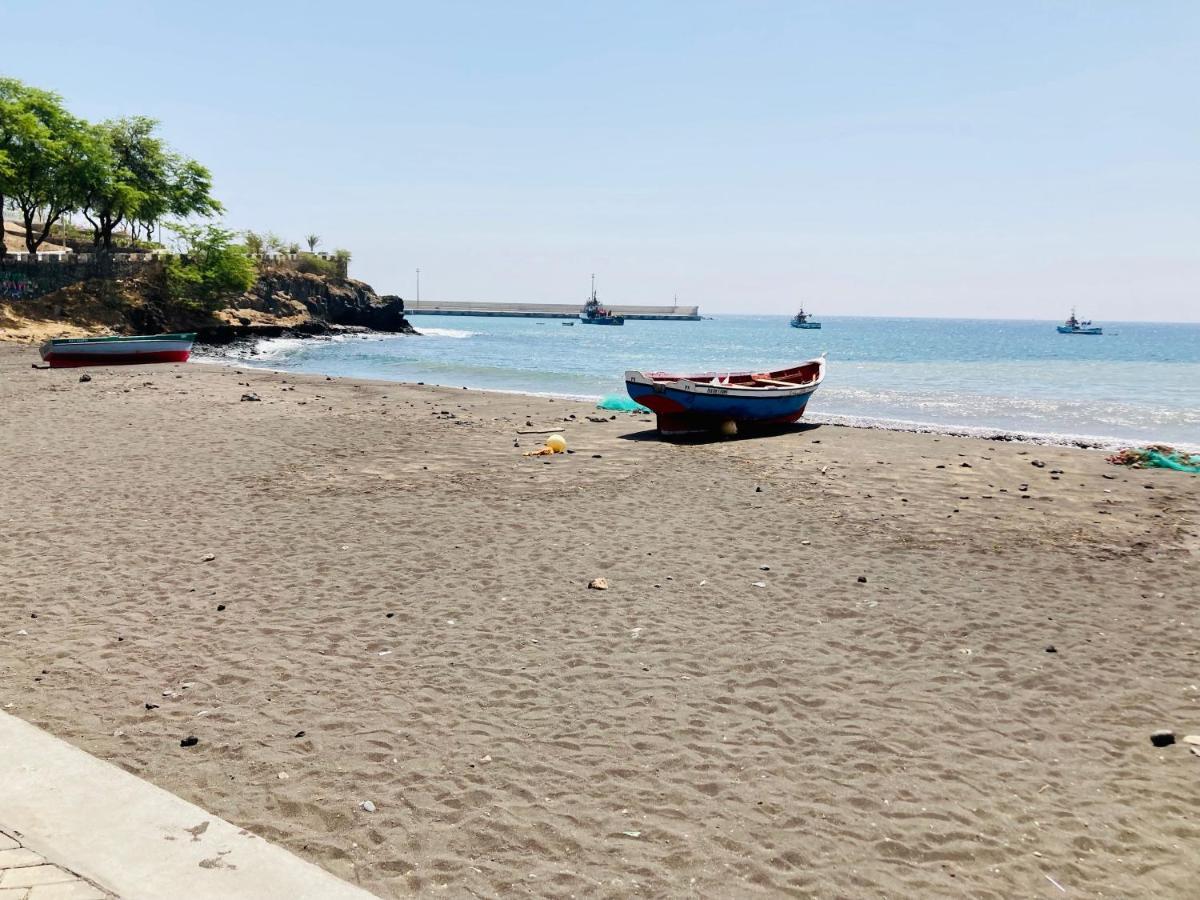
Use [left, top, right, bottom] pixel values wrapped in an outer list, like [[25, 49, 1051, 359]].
[[305, 233, 320, 252]]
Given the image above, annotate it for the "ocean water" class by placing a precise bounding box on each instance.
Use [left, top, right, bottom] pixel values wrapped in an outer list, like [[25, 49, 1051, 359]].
[[214, 315, 1200, 449]]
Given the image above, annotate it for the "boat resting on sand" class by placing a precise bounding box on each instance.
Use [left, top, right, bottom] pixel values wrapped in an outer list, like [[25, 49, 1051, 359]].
[[625, 356, 825, 435], [39, 333, 196, 367]]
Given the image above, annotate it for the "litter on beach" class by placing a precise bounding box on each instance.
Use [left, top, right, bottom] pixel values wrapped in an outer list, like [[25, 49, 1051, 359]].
[[597, 395, 650, 413], [1108, 445, 1200, 473]]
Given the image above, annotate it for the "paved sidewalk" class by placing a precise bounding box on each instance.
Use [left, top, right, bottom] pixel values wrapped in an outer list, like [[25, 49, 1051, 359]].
[[0, 712, 377, 900], [0, 829, 114, 899]]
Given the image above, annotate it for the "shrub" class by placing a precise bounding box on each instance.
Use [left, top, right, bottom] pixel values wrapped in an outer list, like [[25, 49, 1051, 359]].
[[166, 223, 257, 312], [295, 252, 337, 277]]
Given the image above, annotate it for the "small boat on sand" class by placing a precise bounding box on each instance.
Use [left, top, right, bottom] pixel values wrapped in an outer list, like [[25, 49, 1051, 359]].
[[790, 308, 821, 329], [1057, 309, 1102, 335], [625, 357, 825, 435], [39, 333, 196, 367]]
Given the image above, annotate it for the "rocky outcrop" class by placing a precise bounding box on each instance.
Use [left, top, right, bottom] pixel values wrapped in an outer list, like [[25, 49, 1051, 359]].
[[197, 266, 416, 343], [0, 261, 416, 345]]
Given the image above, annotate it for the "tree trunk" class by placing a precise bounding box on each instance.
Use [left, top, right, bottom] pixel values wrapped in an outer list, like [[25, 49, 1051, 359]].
[[0, 193, 6, 259]]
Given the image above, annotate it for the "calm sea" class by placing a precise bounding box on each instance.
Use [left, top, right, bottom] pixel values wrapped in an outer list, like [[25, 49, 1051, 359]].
[[215, 315, 1200, 449]]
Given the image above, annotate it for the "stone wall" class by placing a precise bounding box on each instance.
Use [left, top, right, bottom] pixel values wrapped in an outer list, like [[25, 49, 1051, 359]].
[[0, 251, 348, 302]]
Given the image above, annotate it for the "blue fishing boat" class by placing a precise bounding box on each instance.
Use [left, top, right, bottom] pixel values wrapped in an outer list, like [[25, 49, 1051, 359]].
[[625, 357, 826, 436], [580, 275, 624, 325], [1057, 308, 1102, 335], [790, 308, 821, 329]]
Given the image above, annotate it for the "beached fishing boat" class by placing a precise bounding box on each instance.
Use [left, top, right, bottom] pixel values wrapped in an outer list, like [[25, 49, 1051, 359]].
[[580, 275, 624, 326], [1057, 309, 1102, 335], [39, 333, 196, 367], [625, 356, 825, 435], [790, 308, 821, 329]]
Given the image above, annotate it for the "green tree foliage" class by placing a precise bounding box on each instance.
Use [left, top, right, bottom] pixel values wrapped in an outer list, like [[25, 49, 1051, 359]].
[[165, 223, 256, 312], [83, 116, 222, 250], [242, 230, 264, 256], [305, 233, 320, 252], [0, 78, 106, 254], [0, 78, 225, 256]]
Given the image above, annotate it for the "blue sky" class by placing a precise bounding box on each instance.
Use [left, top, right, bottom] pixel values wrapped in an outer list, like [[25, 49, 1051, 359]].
[[5, 1, 1198, 319]]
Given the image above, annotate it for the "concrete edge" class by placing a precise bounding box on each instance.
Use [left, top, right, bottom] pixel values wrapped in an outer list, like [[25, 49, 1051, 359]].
[[0, 711, 378, 900]]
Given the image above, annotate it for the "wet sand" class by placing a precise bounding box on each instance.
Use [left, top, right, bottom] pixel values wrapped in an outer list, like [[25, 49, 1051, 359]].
[[2, 343, 1199, 897]]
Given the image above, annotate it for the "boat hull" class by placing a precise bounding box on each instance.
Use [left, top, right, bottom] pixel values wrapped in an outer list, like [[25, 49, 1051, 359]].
[[580, 317, 625, 325], [625, 358, 825, 436], [1056, 325, 1102, 335], [791, 322, 821, 329], [39, 333, 196, 368]]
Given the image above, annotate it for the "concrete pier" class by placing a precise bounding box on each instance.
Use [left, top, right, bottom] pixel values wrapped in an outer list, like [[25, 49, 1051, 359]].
[[405, 300, 700, 320]]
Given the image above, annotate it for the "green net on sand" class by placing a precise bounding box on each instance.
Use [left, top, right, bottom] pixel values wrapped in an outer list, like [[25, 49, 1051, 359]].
[[1108, 446, 1200, 473], [597, 395, 651, 413]]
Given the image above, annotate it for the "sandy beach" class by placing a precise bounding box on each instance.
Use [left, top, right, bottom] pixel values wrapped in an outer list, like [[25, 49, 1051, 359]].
[[2, 343, 1198, 897]]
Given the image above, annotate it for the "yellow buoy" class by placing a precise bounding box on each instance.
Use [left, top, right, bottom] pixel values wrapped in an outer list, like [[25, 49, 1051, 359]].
[[546, 433, 567, 453]]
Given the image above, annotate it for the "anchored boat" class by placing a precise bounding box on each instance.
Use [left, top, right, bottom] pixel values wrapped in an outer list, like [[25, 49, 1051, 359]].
[[39, 333, 196, 367], [790, 308, 821, 329], [1057, 309, 1102, 335], [625, 357, 826, 436], [580, 275, 624, 325]]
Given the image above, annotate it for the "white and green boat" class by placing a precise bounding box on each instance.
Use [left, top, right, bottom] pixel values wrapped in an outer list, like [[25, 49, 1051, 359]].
[[39, 333, 196, 368]]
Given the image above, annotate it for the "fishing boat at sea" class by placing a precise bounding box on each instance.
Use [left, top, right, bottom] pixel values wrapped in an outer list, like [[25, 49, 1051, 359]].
[[790, 308, 821, 329], [39, 333, 196, 367], [625, 356, 826, 436], [580, 275, 624, 325], [1057, 309, 1102, 335]]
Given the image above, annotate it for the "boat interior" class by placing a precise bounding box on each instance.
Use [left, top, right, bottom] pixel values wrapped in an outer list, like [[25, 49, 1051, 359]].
[[645, 361, 823, 390]]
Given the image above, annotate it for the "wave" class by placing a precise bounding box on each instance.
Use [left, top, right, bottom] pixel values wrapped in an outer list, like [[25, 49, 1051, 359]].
[[414, 326, 478, 339]]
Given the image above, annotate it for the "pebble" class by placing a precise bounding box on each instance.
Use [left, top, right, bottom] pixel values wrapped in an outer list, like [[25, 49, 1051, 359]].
[[216, 604, 226, 612], [240, 392, 261, 402], [857, 576, 868, 583], [180, 736, 199, 748], [295, 730, 306, 738], [1031, 460, 1046, 468], [359, 800, 376, 813], [78, 373, 92, 382], [1045, 645, 1058, 653], [202, 553, 215, 562], [145, 703, 159, 710], [588, 578, 609, 590], [752, 581, 766, 588], [1150, 730, 1175, 748], [759, 565, 771, 571]]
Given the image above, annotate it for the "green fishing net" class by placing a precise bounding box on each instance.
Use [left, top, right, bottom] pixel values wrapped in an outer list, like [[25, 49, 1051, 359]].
[[597, 395, 650, 413], [1108, 445, 1200, 473]]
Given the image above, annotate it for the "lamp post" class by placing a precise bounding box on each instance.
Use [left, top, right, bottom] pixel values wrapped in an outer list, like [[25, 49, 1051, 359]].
[[416, 268, 420, 304]]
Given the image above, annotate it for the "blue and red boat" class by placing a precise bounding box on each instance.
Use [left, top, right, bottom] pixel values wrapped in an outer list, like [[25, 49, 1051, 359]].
[[625, 356, 826, 436]]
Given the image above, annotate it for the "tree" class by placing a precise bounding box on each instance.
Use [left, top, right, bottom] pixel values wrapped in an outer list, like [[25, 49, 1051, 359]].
[[83, 116, 221, 251], [165, 223, 256, 311], [305, 233, 320, 252], [261, 231, 287, 254], [0, 78, 104, 254], [243, 230, 264, 256]]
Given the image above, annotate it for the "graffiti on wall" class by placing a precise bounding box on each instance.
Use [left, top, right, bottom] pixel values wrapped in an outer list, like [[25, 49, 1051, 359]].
[[0, 275, 41, 299]]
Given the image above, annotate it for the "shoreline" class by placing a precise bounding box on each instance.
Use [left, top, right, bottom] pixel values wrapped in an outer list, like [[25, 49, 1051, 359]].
[[195, 336, 1194, 453]]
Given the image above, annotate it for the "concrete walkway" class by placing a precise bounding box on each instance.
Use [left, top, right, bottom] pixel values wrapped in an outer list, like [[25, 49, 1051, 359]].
[[0, 712, 377, 900], [1, 828, 113, 899]]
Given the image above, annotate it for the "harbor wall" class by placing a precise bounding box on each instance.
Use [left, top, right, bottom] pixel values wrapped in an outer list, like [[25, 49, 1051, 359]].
[[406, 300, 701, 320]]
